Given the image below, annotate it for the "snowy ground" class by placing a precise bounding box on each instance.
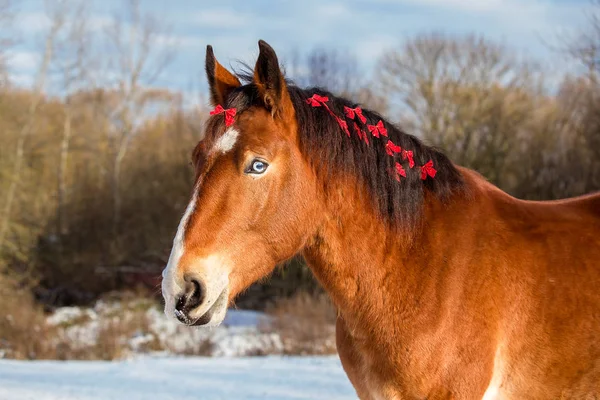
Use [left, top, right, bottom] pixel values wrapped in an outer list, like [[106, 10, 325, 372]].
[[1, 301, 347, 398], [0, 356, 356, 400], [45, 302, 288, 357]]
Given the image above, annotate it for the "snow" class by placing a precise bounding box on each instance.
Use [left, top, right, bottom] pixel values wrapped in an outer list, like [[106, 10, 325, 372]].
[[0, 356, 357, 400], [0, 302, 349, 398], [43, 303, 286, 357], [222, 309, 264, 327], [46, 307, 96, 326], [145, 308, 282, 357]]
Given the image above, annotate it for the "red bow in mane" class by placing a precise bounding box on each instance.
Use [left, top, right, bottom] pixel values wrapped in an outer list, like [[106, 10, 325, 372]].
[[344, 106, 367, 124], [401, 149, 415, 169], [367, 120, 387, 138], [307, 94, 351, 136], [353, 122, 369, 145], [306, 94, 329, 107], [337, 117, 350, 137], [385, 140, 401, 156], [394, 162, 406, 181], [210, 105, 237, 127], [304, 94, 438, 183], [420, 160, 437, 180]]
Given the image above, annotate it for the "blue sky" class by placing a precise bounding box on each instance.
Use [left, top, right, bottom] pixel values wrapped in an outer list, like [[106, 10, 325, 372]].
[[7, 0, 593, 96]]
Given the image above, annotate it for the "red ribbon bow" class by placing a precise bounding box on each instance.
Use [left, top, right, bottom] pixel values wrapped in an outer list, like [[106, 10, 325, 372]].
[[307, 94, 350, 137], [344, 106, 367, 124], [336, 117, 350, 137], [353, 122, 369, 145], [367, 120, 388, 138], [306, 94, 329, 107], [394, 162, 406, 181], [385, 140, 401, 156], [304, 95, 433, 184], [210, 105, 237, 127], [420, 160, 437, 180], [401, 149, 415, 169]]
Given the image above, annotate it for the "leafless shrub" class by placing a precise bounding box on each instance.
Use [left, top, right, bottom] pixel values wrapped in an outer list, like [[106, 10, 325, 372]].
[[0, 275, 55, 359], [260, 292, 337, 355]]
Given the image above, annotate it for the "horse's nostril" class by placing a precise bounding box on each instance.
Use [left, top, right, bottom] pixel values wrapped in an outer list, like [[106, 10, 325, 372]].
[[174, 275, 205, 315], [187, 278, 204, 309]]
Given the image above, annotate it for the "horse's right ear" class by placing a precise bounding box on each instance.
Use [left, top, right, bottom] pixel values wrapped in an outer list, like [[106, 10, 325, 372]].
[[205, 45, 241, 106], [253, 40, 294, 121]]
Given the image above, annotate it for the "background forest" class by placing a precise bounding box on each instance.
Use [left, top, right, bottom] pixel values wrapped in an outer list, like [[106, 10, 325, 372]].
[[0, 0, 598, 360]]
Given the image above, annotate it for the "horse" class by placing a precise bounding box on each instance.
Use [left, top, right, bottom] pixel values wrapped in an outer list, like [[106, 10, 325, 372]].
[[161, 40, 600, 399]]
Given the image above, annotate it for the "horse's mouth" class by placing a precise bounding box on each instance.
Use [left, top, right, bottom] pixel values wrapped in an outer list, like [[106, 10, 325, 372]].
[[188, 287, 228, 326]]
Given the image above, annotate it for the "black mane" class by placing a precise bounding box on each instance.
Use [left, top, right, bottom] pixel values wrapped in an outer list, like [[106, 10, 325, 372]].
[[224, 75, 465, 230]]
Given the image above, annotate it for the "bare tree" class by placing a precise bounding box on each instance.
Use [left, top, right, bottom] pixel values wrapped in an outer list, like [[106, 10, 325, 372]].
[[306, 48, 360, 95], [100, 0, 177, 236], [559, 0, 600, 81], [52, 0, 95, 238], [375, 33, 544, 185], [377, 33, 541, 124], [0, 1, 65, 254], [286, 47, 387, 113], [550, 1, 600, 196]]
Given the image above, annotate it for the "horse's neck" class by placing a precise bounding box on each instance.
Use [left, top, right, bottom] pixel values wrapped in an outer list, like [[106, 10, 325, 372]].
[[302, 179, 470, 342]]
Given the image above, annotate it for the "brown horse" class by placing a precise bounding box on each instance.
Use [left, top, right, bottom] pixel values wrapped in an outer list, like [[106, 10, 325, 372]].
[[161, 40, 600, 399]]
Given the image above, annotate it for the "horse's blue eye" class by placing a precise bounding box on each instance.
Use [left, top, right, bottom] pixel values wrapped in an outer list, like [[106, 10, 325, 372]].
[[248, 159, 268, 174]]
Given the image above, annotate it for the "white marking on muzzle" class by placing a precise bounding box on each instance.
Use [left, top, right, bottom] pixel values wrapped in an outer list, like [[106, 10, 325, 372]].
[[161, 184, 199, 316], [213, 127, 239, 153]]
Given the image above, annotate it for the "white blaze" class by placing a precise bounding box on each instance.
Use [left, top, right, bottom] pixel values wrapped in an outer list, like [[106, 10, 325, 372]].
[[161, 184, 199, 316], [161, 126, 238, 323], [213, 127, 239, 153], [161, 186, 231, 325]]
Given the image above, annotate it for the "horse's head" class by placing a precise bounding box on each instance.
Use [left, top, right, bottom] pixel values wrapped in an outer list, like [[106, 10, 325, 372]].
[[161, 41, 321, 326]]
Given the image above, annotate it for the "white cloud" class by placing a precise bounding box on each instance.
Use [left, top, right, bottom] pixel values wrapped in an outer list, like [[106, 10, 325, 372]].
[[399, 0, 504, 12], [192, 9, 253, 28], [156, 33, 205, 49], [316, 3, 352, 18], [88, 15, 113, 32], [373, 0, 541, 14], [10, 72, 34, 88], [354, 34, 397, 61], [7, 50, 39, 71], [18, 11, 112, 34], [19, 12, 51, 32]]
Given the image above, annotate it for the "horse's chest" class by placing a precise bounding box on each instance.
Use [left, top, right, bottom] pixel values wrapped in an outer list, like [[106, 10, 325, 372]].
[[343, 339, 428, 398], [336, 316, 498, 398], [342, 336, 496, 399]]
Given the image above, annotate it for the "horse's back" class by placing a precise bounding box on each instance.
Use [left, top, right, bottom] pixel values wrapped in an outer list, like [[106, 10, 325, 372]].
[[527, 190, 600, 219], [490, 190, 600, 397], [460, 169, 600, 398], [515, 190, 600, 275]]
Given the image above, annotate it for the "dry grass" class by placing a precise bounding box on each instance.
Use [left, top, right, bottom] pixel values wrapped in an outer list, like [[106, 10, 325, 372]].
[[53, 313, 160, 361], [0, 285, 164, 360], [0, 275, 56, 359], [175, 337, 215, 357], [1, 283, 340, 360], [260, 292, 337, 355], [52, 292, 163, 360]]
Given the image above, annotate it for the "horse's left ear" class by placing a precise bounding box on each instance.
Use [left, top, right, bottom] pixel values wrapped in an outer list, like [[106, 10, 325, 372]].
[[254, 40, 294, 121], [206, 45, 241, 106]]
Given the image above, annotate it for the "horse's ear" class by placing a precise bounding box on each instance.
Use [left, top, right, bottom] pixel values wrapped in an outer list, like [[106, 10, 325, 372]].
[[253, 40, 294, 121], [205, 45, 241, 106]]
